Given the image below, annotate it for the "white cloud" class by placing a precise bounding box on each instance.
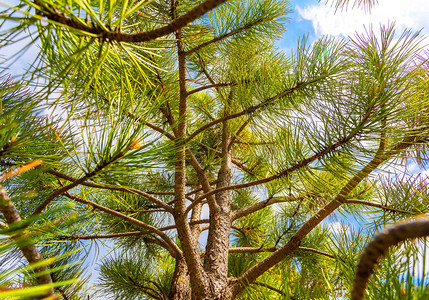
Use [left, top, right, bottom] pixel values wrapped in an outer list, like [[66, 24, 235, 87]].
[[328, 221, 352, 234], [297, 0, 429, 37]]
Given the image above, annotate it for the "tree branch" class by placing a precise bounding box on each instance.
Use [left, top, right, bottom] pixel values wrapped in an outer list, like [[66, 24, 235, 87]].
[[45, 169, 173, 213], [199, 101, 389, 205], [104, 76, 219, 218], [197, 53, 218, 88], [251, 281, 286, 296], [230, 194, 420, 221], [116, 209, 166, 213], [34, 0, 228, 43], [128, 276, 163, 300], [187, 82, 233, 96], [196, 142, 256, 175], [345, 199, 417, 214], [141, 120, 175, 141], [185, 180, 218, 198], [101, 71, 219, 215], [228, 118, 252, 152], [201, 246, 335, 259], [64, 192, 181, 258], [230, 135, 420, 297], [227, 246, 277, 253], [33, 150, 133, 215], [297, 246, 335, 259], [199, 223, 243, 233], [125, 104, 176, 140], [189, 190, 204, 243], [60, 219, 211, 240], [232, 195, 306, 221], [57, 286, 70, 300], [142, 236, 174, 253], [172, 21, 207, 294], [60, 231, 147, 240], [96, 85, 177, 141], [195, 129, 362, 205], [158, 219, 210, 232], [351, 218, 429, 300], [140, 279, 168, 300], [0, 186, 54, 297], [186, 78, 323, 143], [185, 151, 218, 213], [186, 17, 267, 56], [202, 89, 233, 281], [190, 78, 386, 209]]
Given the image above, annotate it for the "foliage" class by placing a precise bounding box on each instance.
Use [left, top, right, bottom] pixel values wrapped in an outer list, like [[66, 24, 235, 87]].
[[0, 0, 429, 299]]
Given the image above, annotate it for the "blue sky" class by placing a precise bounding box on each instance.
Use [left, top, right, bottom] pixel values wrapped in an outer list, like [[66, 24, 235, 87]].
[[287, 0, 429, 291], [2, 0, 429, 76], [278, 0, 319, 50], [290, 0, 429, 37]]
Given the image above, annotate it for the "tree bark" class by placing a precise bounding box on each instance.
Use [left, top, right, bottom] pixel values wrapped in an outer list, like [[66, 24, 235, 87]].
[[0, 186, 55, 298], [173, 18, 210, 297], [202, 99, 233, 299], [169, 258, 192, 300]]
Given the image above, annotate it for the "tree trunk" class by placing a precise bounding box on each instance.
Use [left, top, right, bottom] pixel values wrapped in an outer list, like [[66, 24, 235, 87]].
[[170, 266, 235, 300], [169, 258, 191, 300], [202, 113, 233, 299]]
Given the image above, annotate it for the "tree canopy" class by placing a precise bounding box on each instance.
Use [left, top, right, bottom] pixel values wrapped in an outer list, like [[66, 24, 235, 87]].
[[1, 0, 429, 299]]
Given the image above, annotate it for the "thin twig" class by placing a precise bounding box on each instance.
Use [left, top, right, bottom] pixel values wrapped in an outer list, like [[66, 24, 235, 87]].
[[185, 78, 323, 144], [251, 281, 286, 296], [186, 17, 267, 55], [45, 169, 173, 213], [64, 192, 181, 258]]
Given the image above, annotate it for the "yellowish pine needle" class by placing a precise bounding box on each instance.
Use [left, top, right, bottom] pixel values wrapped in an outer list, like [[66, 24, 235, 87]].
[[0, 160, 43, 182]]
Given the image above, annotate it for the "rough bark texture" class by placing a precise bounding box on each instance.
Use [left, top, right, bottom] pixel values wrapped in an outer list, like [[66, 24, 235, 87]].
[[173, 18, 211, 298], [0, 186, 55, 298], [351, 218, 429, 300], [202, 170, 232, 299], [169, 258, 192, 299], [202, 107, 233, 299]]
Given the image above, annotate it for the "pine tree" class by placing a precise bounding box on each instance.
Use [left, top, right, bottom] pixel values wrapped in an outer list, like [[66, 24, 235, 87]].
[[1, 0, 429, 299]]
